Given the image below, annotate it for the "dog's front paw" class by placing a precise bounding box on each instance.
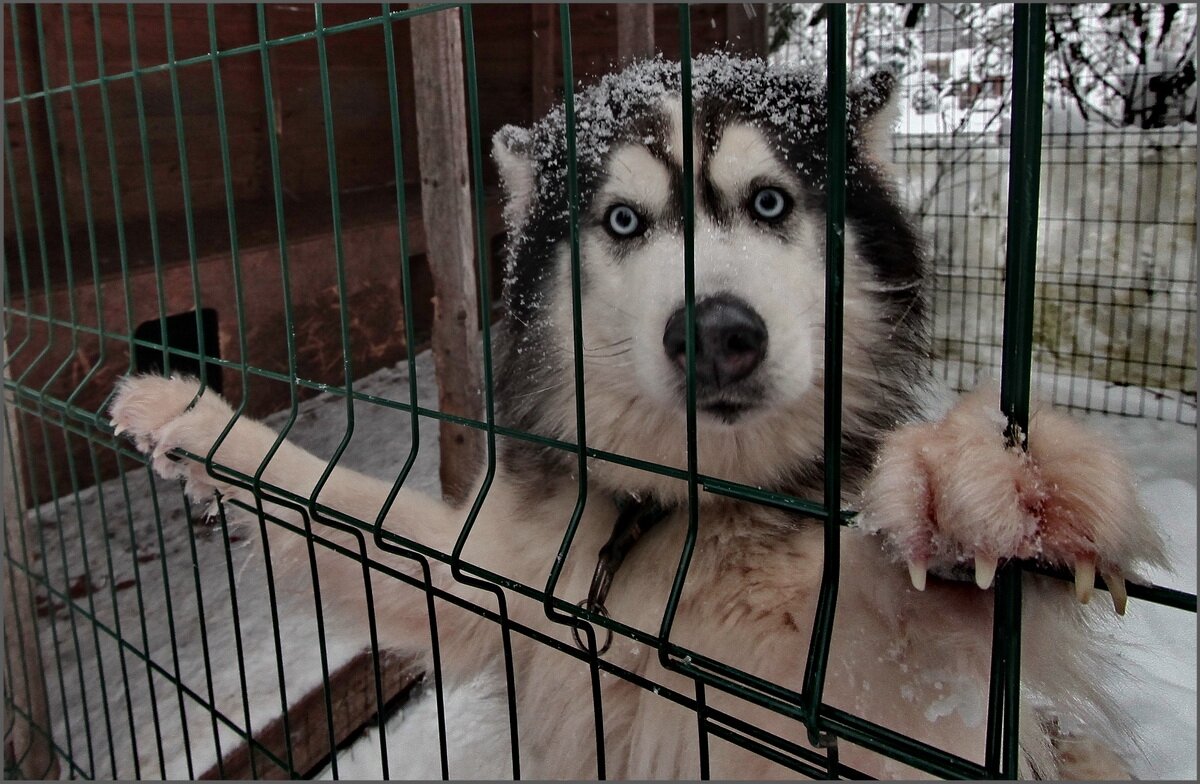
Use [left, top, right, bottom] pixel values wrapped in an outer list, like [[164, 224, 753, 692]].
[[109, 375, 234, 495], [858, 385, 1166, 614]]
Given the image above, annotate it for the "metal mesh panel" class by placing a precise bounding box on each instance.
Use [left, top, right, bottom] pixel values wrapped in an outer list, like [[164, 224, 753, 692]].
[[3, 3, 1196, 781], [773, 3, 1198, 425]]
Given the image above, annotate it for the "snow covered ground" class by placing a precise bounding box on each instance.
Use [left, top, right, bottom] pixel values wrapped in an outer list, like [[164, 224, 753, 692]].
[[893, 123, 1197, 424], [23, 355, 443, 779], [1083, 409, 1197, 780], [24, 353, 1197, 779]]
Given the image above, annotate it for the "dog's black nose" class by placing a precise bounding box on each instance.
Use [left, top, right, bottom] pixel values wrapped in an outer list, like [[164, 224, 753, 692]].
[[663, 295, 768, 387]]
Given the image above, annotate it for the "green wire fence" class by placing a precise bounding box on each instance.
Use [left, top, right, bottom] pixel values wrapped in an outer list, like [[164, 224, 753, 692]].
[[770, 3, 1198, 426], [3, 3, 1196, 781]]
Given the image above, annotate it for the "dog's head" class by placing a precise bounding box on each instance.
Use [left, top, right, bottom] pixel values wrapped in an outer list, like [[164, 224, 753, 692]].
[[492, 55, 927, 503]]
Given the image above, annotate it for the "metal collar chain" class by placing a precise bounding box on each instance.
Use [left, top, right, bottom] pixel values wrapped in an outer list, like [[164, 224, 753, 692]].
[[572, 495, 672, 655]]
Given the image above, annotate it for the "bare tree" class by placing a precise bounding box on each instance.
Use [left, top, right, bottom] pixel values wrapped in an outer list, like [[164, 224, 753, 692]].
[[769, 3, 1197, 130]]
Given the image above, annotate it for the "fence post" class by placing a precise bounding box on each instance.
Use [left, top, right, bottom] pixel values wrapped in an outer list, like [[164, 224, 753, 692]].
[[800, 1, 847, 751], [409, 8, 484, 503], [987, 3, 1047, 778], [724, 4, 768, 56], [617, 4, 655, 64], [531, 5, 561, 118], [2, 362, 59, 779]]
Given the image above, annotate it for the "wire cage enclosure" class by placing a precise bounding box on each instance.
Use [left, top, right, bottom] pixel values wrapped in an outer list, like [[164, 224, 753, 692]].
[[3, 2, 1197, 781]]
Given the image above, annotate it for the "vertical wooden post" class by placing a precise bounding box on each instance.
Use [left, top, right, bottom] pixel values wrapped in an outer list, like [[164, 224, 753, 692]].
[[617, 4, 656, 65], [531, 4, 560, 119], [2, 362, 59, 778], [725, 3, 769, 57], [409, 8, 484, 503]]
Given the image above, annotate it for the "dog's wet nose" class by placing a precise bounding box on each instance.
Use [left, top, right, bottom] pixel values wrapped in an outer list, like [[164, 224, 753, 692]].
[[663, 295, 768, 387]]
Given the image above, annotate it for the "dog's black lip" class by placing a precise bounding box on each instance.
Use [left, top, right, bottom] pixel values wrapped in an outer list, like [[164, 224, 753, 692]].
[[698, 399, 755, 423], [675, 379, 766, 423], [702, 400, 748, 415]]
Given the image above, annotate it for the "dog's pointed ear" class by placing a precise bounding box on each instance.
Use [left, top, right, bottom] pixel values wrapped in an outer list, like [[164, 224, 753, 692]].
[[849, 70, 899, 165], [492, 124, 536, 229]]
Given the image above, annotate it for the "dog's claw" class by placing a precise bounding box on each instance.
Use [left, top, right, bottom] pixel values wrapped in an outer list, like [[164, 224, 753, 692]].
[[1074, 558, 1095, 604], [112, 423, 126, 437], [1104, 570, 1127, 615], [974, 554, 997, 589], [908, 560, 927, 591]]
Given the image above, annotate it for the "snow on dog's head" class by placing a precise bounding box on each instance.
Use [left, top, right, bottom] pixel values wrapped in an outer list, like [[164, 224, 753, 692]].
[[492, 54, 928, 505]]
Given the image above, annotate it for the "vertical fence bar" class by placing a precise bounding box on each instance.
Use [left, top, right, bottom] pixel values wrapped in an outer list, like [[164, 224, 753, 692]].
[[801, 2, 847, 751], [177, 487, 225, 777], [141, 470, 195, 779], [80, 438, 141, 777], [695, 680, 710, 779], [9, 3, 57, 395], [986, 4, 1046, 779], [58, 431, 119, 777], [539, 6, 609, 776], [241, 7, 300, 774], [58, 4, 108, 415], [2, 137, 34, 371], [31, 5, 85, 404], [15, 423, 82, 772], [656, 0, 697, 669], [90, 2, 138, 418], [305, 10, 354, 772], [212, 489, 261, 779], [455, 7, 523, 777], [125, 3, 170, 376], [29, 35, 103, 719], [376, 4, 450, 776], [21, 2, 102, 743], [2, 371, 59, 778], [163, 5, 212, 393], [10, 413, 83, 773], [297, 8, 398, 777], [110, 440, 169, 777]]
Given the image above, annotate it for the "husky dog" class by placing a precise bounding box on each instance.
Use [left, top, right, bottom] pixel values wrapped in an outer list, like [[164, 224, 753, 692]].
[[110, 55, 1166, 779]]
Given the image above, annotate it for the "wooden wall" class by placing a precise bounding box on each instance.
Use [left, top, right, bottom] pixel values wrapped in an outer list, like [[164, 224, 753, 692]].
[[3, 3, 766, 503], [4, 4, 762, 258]]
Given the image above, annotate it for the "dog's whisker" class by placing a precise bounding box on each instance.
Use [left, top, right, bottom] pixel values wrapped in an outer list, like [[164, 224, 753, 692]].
[[509, 379, 571, 399], [584, 348, 632, 359], [586, 337, 633, 351]]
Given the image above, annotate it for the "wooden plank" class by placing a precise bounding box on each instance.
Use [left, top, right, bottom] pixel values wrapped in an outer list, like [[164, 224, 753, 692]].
[[5, 4, 54, 240], [2, 358, 60, 779], [530, 4, 559, 120], [198, 649, 419, 779], [409, 8, 483, 504], [4, 193, 505, 507], [12, 5, 268, 236], [471, 4, 535, 180], [617, 3, 656, 65], [724, 3, 769, 56], [265, 4, 421, 200]]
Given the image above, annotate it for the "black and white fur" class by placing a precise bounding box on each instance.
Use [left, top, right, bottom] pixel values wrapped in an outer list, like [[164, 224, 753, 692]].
[[493, 59, 925, 507], [111, 55, 1166, 779]]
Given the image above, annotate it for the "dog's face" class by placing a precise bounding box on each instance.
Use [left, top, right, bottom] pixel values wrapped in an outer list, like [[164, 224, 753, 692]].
[[493, 56, 927, 500], [574, 111, 827, 425]]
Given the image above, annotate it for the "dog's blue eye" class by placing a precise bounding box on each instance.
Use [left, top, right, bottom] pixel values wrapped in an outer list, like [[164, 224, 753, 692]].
[[605, 205, 643, 238], [750, 187, 790, 222]]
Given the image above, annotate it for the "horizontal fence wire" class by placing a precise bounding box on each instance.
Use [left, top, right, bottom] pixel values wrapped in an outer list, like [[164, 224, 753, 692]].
[[3, 2, 1196, 781]]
